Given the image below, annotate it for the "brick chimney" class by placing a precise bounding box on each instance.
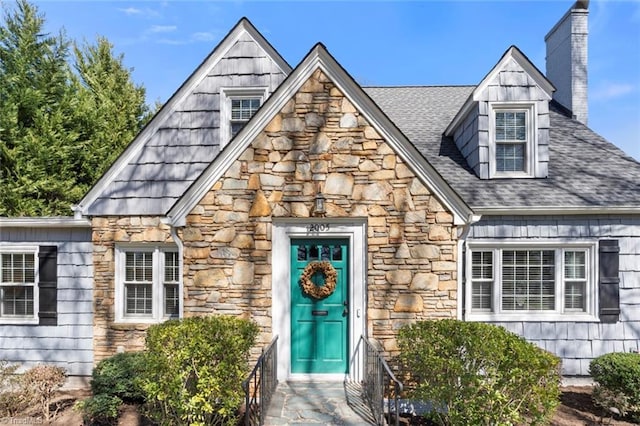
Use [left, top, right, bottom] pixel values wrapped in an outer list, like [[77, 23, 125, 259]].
[[545, 1, 589, 124]]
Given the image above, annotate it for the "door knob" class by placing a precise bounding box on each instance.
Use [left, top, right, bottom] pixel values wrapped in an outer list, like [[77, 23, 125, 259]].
[[343, 300, 348, 316]]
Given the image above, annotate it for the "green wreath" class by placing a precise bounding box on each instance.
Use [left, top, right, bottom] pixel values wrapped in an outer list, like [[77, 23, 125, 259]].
[[299, 261, 337, 299]]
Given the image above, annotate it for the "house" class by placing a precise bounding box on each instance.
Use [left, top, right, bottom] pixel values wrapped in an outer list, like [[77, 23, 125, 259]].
[[1, 1, 639, 382]]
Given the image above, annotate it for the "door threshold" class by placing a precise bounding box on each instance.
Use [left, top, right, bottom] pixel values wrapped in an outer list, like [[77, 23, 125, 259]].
[[286, 373, 348, 382]]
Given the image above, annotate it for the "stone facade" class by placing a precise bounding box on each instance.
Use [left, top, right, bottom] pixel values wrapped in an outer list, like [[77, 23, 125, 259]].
[[92, 217, 175, 361], [91, 69, 459, 362], [181, 69, 459, 354]]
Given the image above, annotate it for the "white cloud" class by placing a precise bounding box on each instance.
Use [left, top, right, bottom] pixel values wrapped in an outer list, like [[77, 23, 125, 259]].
[[117, 7, 161, 19], [149, 25, 178, 34], [592, 82, 636, 101], [191, 32, 218, 42], [117, 7, 142, 16]]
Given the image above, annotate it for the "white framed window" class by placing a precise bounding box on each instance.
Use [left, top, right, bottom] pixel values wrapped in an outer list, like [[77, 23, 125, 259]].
[[489, 103, 536, 178], [466, 241, 597, 321], [0, 247, 38, 324], [220, 87, 268, 148], [115, 245, 180, 323]]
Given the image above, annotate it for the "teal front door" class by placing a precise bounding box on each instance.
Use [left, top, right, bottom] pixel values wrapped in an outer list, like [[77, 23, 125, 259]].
[[291, 238, 349, 374]]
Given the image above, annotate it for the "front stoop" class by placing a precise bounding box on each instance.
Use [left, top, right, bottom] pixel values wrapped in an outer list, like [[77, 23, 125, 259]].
[[264, 381, 376, 425]]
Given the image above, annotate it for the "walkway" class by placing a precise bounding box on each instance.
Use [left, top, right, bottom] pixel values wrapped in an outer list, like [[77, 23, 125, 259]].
[[264, 381, 377, 425]]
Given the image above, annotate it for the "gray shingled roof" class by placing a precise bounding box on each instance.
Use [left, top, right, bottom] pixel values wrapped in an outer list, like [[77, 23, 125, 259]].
[[364, 86, 640, 210]]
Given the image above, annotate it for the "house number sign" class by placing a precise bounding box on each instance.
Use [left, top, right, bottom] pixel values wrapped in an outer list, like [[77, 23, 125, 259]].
[[307, 224, 330, 232]]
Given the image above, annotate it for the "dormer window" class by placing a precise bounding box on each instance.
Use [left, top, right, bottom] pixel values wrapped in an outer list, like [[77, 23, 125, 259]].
[[490, 104, 536, 178], [220, 87, 268, 148], [231, 98, 261, 137]]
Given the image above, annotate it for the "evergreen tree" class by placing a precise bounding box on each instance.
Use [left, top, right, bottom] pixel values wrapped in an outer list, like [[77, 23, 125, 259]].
[[72, 37, 150, 189], [0, 0, 152, 216]]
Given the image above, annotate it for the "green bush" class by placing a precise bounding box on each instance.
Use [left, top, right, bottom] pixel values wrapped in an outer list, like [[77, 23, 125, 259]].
[[90, 351, 146, 403], [589, 352, 640, 420], [397, 319, 561, 426], [142, 316, 259, 426], [75, 394, 122, 426]]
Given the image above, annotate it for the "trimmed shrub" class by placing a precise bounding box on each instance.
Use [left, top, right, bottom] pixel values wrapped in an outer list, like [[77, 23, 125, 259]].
[[75, 394, 122, 426], [21, 364, 66, 422], [90, 351, 146, 403], [397, 319, 561, 426], [142, 316, 259, 426], [589, 352, 640, 420]]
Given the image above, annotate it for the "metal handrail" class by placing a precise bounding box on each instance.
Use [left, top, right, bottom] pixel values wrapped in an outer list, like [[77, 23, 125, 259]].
[[242, 335, 279, 426], [360, 335, 403, 426]]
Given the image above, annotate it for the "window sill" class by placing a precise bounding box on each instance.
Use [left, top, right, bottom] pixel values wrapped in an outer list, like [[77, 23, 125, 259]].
[[490, 172, 535, 179], [465, 312, 599, 322], [0, 317, 39, 325], [114, 316, 178, 327]]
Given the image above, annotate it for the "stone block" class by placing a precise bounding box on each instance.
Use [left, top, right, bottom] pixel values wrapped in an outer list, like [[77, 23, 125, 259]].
[[404, 211, 426, 223], [333, 154, 360, 167], [394, 294, 424, 313], [395, 163, 413, 179], [260, 174, 285, 187], [364, 126, 380, 139], [436, 212, 454, 224], [272, 135, 292, 151], [233, 261, 255, 285], [410, 273, 438, 290], [182, 227, 202, 242], [340, 113, 358, 128], [386, 270, 412, 285], [222, 179, 248, 190], [393, 188, 415, 212], [341, 98, 357, 113], [273, 161, 296, 172], [213, 227, 236, 243], [194, 269, 227, 288], [409, 178, 430, 195], [264, 114, 282, 133], [410, 244, 441, 259], [362, 182, 392, 201], [394, 243, 411, 259], [432, 261, 456, 271], [291, 202, 310, 217], [324, 173, 354, 196], [187, 247, 210, 259], [282, 117, 305, 132], [231, 234, 254, 249], [305, 112, 325, 127], [368, 309, 390, 320], [359, 160, 380, 172], [429, 225, 451, 241]]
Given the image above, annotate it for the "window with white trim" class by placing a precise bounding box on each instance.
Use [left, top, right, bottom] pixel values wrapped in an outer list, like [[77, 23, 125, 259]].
[[490, 104, 536, 178], [231, 98, 261, 137], [220, 87, 267, 148], [116, 246, 180, 323], [467, 243, 596, 321], [0, 249, 38, 323]]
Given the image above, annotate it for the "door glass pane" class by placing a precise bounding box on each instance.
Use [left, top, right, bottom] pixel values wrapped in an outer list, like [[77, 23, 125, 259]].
[[321, 246, 330, 261], [332, 246, 342, 261], [309, 246, 318, 260], [297, 246, 307, 261]]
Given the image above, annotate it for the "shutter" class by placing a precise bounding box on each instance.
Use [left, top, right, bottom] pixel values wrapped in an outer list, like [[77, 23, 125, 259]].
[[38, 246, 58, 326], [598, 239, 620, 323]]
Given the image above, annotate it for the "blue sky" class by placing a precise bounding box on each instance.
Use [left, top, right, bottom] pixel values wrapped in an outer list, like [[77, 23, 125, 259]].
[[32, 0, 640, 160]]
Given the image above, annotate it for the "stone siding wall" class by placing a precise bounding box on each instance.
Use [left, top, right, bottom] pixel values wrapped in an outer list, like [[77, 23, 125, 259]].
[[92, 217, 174, 361], [182, 69, 459, 353]]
